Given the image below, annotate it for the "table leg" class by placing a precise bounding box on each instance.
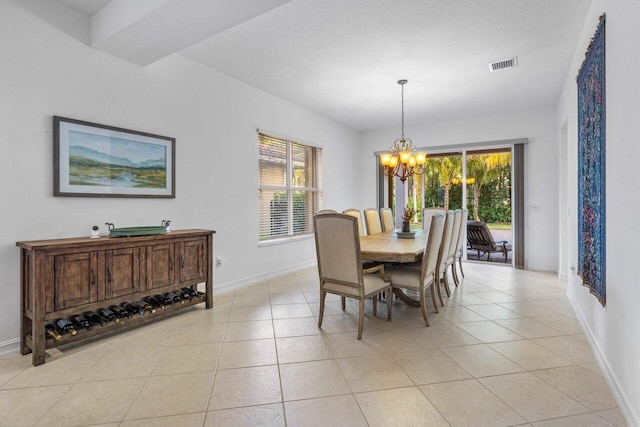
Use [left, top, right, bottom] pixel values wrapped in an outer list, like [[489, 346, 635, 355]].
[[392, 289, 420, 307]]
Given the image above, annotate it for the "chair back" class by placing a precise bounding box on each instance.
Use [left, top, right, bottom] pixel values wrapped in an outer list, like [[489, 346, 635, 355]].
[[447, 210, 463, 263], [420, 213, 446, 281], [438, 211, 455, 270], [364, 208, 383, 235], [314, 214, 362, 287], [343, 209, 365, 236], [316, 209, 337, 215], [380, 208, 394, 232], [422, 208, 445, 232], [455, 209, 468, 254], [466, 220, 497, 251]]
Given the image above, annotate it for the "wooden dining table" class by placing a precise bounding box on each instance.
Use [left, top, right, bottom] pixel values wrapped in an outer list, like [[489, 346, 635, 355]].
[[359, 229, 428, 306]]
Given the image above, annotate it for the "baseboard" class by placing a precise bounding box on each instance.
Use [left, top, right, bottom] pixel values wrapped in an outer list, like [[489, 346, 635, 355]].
[[568, 293, 638, 426], [0, 338, 20, 358], [525, 263, 557, 272], [213, 260, 316, 295]]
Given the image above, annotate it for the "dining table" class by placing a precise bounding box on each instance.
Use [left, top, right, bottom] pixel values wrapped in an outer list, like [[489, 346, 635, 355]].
[[359, 229, 428, 306]]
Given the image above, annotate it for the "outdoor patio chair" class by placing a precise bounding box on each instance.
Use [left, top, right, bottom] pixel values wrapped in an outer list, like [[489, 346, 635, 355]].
[[466, 220, 511, 263]]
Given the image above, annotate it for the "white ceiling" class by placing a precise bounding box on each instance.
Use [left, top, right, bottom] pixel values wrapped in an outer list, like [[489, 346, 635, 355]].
[[53, 0, 592, 131]]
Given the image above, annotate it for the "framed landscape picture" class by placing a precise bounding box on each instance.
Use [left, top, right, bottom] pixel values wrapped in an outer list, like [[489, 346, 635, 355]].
[[54, 116, 175, 198]]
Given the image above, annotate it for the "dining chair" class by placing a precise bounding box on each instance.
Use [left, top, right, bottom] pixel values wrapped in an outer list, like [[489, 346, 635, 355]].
[[422, 208, 445, 232], [435, 210, 455, 305], [444, 210, 463, 289], [316, 209, 337, 215], [343, 209, 365, 236], [364, 208, 383, 235], [313, 213, 392, 339], [385, 213, 445, 326], [452, 209, 468, 284], [380, 208, 394, 232]]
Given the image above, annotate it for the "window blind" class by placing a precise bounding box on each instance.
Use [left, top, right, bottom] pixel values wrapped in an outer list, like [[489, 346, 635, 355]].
[[258, 133, 322, 242]]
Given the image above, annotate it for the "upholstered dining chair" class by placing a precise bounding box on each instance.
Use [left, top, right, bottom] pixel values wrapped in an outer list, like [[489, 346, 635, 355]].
[[385, 213, 445, 326], [343, 209, 365, 236], [313, 213, 392, 339], [435, 210, 455, 305], [380, 208, 395, 232], [422, 208, 445, 232], [452, 209, 468, 284], [444, 210, 463, 289], [364, 208, 383, 235], [316, 209, 337, 215]]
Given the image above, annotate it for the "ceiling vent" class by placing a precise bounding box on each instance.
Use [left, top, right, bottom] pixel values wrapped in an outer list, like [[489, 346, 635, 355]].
[[489, 57, 518, 72]]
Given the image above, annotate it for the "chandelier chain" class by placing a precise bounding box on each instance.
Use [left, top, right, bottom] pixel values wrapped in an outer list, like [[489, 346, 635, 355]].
[[401, 82, 405, 139]]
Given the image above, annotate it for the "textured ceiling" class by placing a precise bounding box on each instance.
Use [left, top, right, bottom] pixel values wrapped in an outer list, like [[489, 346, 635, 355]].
[[53, 0, 592, 131]]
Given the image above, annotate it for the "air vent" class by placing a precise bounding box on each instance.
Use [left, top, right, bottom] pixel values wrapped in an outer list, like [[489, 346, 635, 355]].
[[489, 57, 518, 72]]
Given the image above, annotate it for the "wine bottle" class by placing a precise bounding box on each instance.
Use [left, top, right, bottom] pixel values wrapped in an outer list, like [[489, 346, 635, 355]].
[[121, 302, 144, 316], [144, 295, 164, 310], [55, 318, 77, 336], [181, 287, 200, 298], [135, 300, 156, 314], [109, 305, 130, 319], [153, 294, 172, 306], [164, 291, 183, 304], [70, 314, 92, 330], [175, 288, 190, 300], [84, 311, 106, 327], [45, 323, 62, 340], [98, 307, 119, 323]]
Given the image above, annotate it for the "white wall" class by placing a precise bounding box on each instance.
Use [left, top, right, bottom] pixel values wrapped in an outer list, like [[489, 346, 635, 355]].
[[0, 0, 360, 349], [359, 106, 559, 272], [557, 0, 640, 423]]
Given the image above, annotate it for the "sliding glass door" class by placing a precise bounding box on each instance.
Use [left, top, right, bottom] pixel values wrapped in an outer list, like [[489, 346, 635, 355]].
[[380, 145, 519, 267]]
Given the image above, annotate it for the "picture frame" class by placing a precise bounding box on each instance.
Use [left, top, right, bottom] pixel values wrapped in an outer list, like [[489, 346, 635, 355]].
[[53, 116, 175, 198]]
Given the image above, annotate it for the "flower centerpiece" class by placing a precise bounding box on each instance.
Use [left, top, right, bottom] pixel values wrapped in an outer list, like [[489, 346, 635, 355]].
[[402, 206, 415, 232]]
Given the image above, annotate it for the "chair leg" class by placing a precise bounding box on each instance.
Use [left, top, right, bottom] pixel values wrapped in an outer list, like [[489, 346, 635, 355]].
[[341, 296, 346, 311], [430, 284, 439, 313], [435, 270, 445, 307], [419, 287, 430, 327], [443, 270, 451, 297], [357, 299, 365, 340], [452, 262, 459, 286], [458, 257, 465, 278], [318, 291, 326, 328], [386, 288, 392, 321], [373, 295, 378, 317]]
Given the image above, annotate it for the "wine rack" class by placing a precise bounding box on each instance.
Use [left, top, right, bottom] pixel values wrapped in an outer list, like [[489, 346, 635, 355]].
[[17, 229, 214, 366]]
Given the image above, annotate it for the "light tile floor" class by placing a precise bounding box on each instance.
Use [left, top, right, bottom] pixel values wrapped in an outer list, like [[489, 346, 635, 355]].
[[0, 262, 627, 426]]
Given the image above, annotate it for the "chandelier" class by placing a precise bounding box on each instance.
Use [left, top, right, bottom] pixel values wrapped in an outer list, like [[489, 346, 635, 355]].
[[380, 79, 426, 182]]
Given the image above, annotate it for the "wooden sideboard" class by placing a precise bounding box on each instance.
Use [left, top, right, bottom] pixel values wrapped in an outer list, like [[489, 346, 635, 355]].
[[16, 229, 214, 366]]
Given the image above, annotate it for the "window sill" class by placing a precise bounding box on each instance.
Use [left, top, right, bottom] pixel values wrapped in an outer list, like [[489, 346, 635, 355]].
[[259, 234, 314, 247]]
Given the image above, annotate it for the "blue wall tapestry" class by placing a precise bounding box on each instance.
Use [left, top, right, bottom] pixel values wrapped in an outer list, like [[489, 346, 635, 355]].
[[577, 14, 606, 306]]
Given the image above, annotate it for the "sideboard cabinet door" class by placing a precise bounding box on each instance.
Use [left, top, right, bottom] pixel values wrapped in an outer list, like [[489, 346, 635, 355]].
[[146, 243, 176, 289], [53, 252, 98, 311], [179, 239, 207, 284], [105, 247, 140, 299]]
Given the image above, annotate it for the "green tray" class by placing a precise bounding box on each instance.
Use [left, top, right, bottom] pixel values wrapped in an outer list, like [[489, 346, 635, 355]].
[[108, 226, 167, 237]]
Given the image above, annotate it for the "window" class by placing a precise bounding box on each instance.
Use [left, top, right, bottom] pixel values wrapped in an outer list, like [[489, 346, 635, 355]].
[[258, 132, 322, 243]]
